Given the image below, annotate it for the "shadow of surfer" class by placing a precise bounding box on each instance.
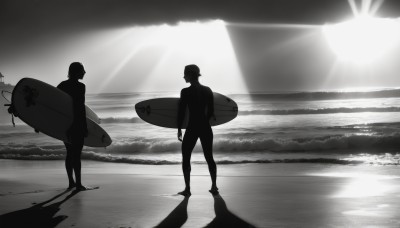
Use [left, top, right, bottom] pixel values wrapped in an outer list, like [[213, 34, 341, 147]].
[[154, 196, 190, 228], [205, 194, 256, 228], [0, 189, 79, 228]]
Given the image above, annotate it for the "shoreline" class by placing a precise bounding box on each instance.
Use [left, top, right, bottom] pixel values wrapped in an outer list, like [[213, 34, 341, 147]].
[[1, 160, 400, 227]]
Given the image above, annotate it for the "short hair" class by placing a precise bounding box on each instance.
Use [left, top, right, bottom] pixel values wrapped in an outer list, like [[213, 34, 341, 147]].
[[68, 62, 85, 79]]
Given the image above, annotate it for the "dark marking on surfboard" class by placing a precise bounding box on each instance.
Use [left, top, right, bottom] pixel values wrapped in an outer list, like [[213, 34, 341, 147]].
[[23, 85, 39, 107], [136, 105, 151, 115]]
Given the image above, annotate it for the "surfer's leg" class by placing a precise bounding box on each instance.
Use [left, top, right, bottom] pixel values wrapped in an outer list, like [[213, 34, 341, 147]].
[[180, 130, 197, 195], [200, 127, 218, 193], [71, 138, 84, 188], [64, 142, 75, 188]]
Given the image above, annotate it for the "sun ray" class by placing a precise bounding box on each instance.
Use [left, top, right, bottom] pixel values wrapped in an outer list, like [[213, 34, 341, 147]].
[[136, 47, 173, 92], [347, 0, 360, 16], [347, 0, 387, 17], [369, 0, 385, 16], [97, 46, 141, 93], [361, 0, 372, 15], [321, 59, 339, 90], [263, 29, 321, 56]]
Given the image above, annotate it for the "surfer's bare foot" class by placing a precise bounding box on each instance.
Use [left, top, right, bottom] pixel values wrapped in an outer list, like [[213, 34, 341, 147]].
[[76, 185, 89, 191], [209, 187, 219, 195], [178, 189, 191, 197], [76, 185, 99, 191], [67, 183, 76, 190]]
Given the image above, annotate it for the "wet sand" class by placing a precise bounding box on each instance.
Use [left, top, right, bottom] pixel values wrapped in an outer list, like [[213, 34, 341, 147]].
[[1, 160, 400, 227]]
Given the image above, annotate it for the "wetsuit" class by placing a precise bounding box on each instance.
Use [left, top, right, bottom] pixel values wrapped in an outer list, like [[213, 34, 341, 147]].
[[178, 83, 216, 177], [57, 79, 87, 186]]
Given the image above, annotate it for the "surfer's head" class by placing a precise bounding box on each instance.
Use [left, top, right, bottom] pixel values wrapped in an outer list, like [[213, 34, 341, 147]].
[[68, 62, 86, 80], [184, 64, 201, 83]]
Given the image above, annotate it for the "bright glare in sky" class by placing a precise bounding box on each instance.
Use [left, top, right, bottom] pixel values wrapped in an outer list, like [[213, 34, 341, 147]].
[[323, 16, 400, 63], [96, 20, 247, 93]]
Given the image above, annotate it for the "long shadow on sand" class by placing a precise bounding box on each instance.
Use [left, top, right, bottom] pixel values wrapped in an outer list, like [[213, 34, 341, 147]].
[[0, 189, 79, 228], [154, 196, 190, 228], [205, 194, 256, 228]]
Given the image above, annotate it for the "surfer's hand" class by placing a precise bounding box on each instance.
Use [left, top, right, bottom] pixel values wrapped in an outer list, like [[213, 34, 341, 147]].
[[178, 129, 182, 142]]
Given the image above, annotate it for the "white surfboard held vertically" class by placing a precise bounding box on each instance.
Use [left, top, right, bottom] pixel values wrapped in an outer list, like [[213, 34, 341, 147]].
[[135, 92, 238, 129], [11, 78, 112, 147]]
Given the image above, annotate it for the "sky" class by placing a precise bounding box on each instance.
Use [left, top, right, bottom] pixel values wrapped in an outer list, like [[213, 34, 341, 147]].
[[1, 0, 400, 93]]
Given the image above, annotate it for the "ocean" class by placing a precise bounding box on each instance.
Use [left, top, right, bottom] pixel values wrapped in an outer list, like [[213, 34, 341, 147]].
[[1, 89, 400, 165]]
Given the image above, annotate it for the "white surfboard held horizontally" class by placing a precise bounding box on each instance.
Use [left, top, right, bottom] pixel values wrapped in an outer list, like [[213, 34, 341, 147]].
[[135, 92, 238, 129]]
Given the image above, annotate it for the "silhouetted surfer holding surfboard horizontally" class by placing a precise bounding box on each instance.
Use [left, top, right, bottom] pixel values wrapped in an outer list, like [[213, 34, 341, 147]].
[[57, 62, 91, 191], [177, 64, 219, 196]]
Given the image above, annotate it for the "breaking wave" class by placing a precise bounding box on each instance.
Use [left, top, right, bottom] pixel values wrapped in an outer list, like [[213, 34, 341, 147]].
[[245, 89, 400, 101], [0, 150, 369, 165], [105, 133, 400, 153], [0, 133, 400, 159], [239, 107, 400, 115]]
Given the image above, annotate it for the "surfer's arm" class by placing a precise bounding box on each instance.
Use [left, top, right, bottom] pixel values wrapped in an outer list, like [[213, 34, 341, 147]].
[[177, 90, 186, 141], [81, 84, 88, 137], [57, 82, 71, 138], [207, 88, 215, 120]]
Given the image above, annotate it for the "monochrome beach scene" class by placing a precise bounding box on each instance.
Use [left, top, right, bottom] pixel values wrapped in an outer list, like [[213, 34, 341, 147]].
[[1, 0, 400, 227]]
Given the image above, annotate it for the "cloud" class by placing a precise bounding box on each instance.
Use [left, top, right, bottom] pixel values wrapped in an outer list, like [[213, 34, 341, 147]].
[[2, 0, 400, 92], [0, 0, 365, 31], [2, 0, 400, 46]]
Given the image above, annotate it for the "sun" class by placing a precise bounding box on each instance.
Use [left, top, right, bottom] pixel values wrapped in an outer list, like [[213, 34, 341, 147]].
[[323, 16, 400, 63]]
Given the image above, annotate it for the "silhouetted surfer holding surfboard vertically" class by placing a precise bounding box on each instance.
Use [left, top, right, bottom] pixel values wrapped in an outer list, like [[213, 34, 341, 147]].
[[57, 62, 89, 191], [177, 64, 218, 196]]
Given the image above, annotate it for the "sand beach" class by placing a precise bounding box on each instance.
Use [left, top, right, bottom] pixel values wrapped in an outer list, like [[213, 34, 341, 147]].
[[1, 160, 400, 227]]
